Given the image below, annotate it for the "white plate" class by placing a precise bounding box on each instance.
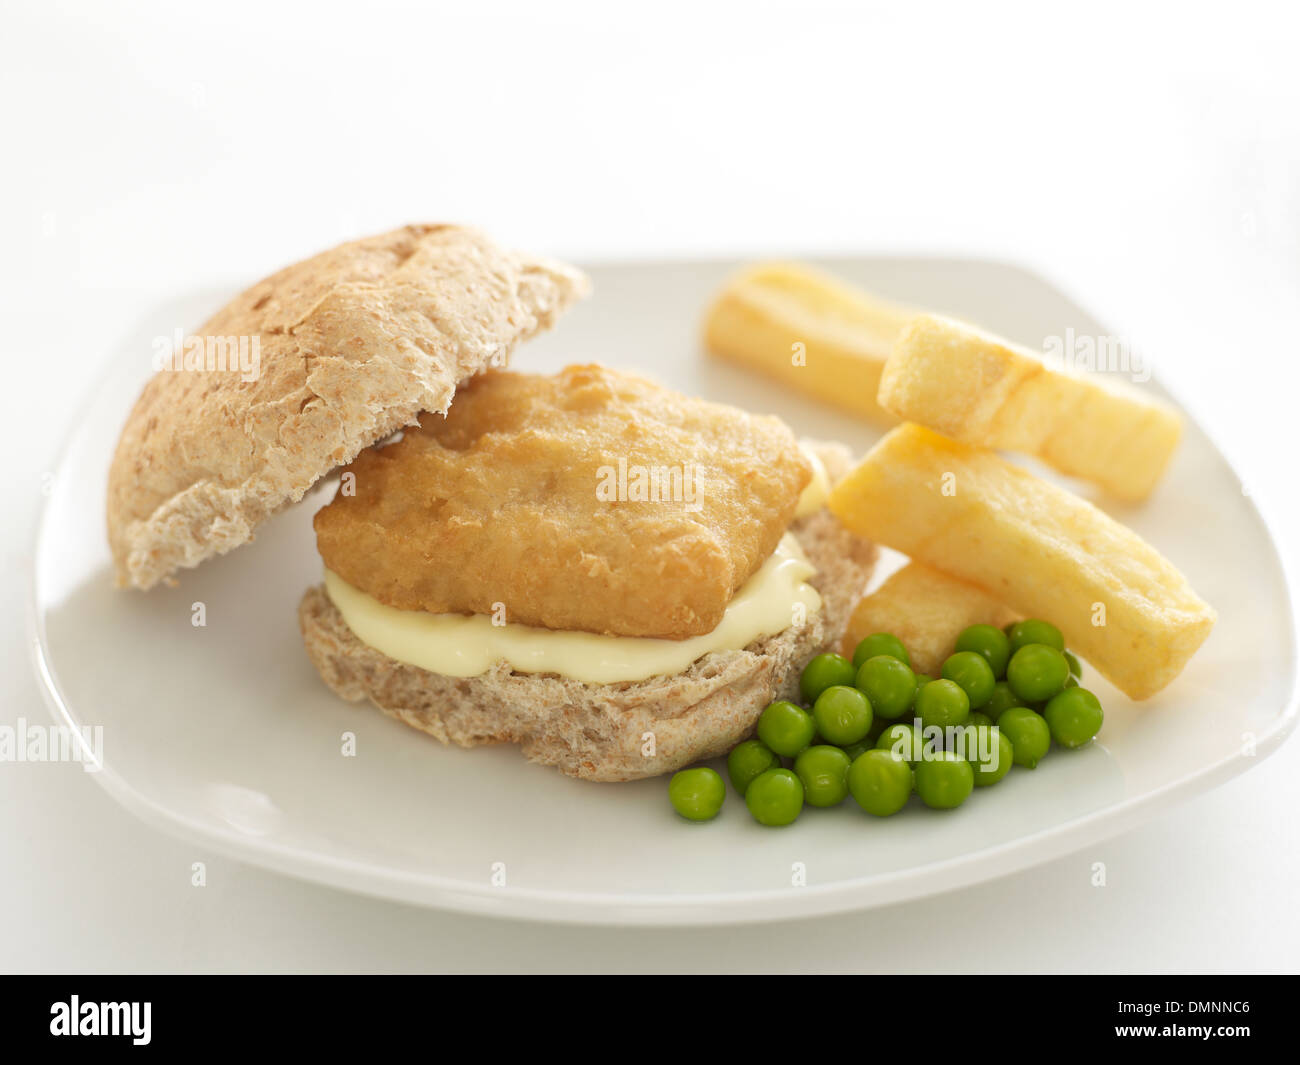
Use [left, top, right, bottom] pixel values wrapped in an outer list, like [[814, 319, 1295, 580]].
[[30, 258, 1299, 925]]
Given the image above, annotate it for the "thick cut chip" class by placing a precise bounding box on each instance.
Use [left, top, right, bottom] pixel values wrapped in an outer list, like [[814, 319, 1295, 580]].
[[828, 424, 1214, 700], [842, 562, 1017, 676], [878, 314, 1182, 501], [703, 262, 916, 423], [315, 364, 812, 640]]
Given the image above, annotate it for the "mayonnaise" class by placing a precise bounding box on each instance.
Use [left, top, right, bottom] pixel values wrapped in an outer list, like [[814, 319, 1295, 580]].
[[795, 445, 831, 518], [325, 534, 823, 685]]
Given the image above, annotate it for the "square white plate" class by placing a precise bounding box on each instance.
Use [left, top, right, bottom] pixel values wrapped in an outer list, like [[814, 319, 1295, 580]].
[[31, 257, 1298, 925]]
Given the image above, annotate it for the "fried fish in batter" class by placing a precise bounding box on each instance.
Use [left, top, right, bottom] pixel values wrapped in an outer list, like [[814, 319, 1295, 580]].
[[314, 364, 812, 639]]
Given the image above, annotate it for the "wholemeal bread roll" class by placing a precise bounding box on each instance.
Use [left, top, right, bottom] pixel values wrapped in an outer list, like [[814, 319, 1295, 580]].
[[298, 447, 877, 781], [107, 224, 588, 590]]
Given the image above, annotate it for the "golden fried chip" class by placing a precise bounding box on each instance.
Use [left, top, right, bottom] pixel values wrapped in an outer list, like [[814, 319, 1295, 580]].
[[842, 562, 1017, 676], [879, 314, 1182, 501], [828, 423, 1215, 700], [703, 262, 916, 423]]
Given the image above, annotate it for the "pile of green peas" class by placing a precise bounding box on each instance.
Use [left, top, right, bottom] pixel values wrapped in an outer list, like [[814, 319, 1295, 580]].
[[668, 619, 1105, 824]]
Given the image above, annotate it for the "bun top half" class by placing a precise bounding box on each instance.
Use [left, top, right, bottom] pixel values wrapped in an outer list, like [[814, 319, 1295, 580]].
[[107, 224, 589, 589]]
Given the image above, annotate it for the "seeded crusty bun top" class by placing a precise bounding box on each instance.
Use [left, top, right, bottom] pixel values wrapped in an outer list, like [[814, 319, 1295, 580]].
[[106, 224, 589, 590]]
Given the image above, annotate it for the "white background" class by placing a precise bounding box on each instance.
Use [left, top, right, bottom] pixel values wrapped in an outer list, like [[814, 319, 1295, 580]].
[[2, 0, 1298, 972]]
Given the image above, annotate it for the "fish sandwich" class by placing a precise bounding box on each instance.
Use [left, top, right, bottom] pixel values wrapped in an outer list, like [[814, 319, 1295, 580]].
[[106, 225, 877, 780]]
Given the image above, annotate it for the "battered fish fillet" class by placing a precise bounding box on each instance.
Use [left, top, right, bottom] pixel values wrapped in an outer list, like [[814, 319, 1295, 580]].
[[313, 364, 812, 639]]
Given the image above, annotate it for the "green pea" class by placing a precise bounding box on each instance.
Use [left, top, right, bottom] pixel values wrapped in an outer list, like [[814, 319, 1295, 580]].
[[941, 651, 997, 709], [726, 740, 780, 795], [954, 623, 1012, 678], [794, 745, 852, 807], [842, 738, 875, 762], [813, 685, 874, 746], [963, 725, 1014, 786], [1043, 688, 1104, 748], [966, 711, 994, 730], [914, 678, 970, 730], [982, 681, 1022, 721], [876, 722, 930, 765], [998, 707, 1052, 769], [799, 653, 857, 703], [848, 749, 914, 816], [1064, 650, 1082, 678], [850, 632, 911, 669], [744, 768, 804, 826], [756, 700, 816, 757], [914, 751, 975, 809], [1006, 644, 1070, 703], [855, 654, 916, 720], [668, 767, 725, 821], [910, 673, 934, 708], [1007, 619, 1065, 654]]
